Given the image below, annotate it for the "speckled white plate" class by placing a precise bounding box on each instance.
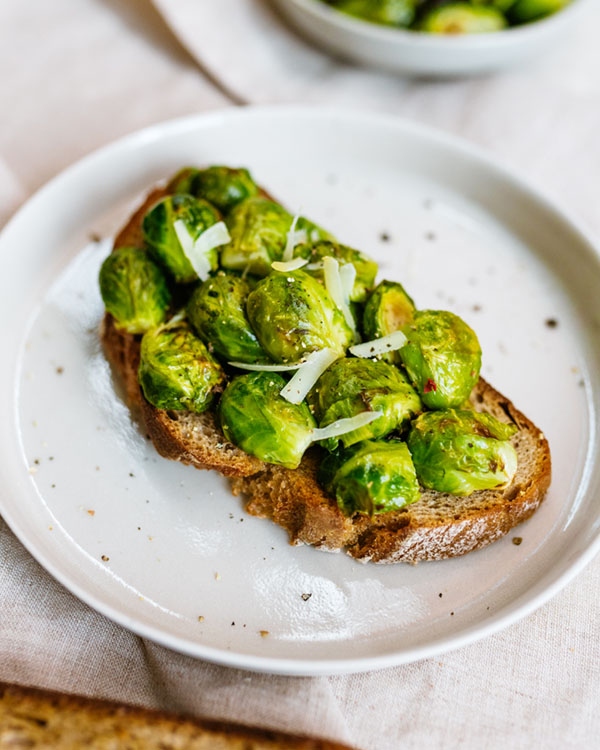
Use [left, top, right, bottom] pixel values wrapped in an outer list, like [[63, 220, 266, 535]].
[[1, 108, 599, 676]]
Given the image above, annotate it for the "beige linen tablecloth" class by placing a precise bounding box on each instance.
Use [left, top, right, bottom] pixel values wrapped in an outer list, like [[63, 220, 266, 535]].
[[2, 1, 600, 748]]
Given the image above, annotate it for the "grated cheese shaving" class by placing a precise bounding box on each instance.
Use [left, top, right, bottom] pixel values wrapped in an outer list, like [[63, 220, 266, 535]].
[[339, 263, 356, 302], [283, 212, 303, 261], [174, 220, 230, 281], [280, 348, 340, 405], [323, 256, 357, 339], [228, 359, 307, 372], [271, 257, 308, 272], [349, 330, 407, 359], [312, 410, 383, 442]]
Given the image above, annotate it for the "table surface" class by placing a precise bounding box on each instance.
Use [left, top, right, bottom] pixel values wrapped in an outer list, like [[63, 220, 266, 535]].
[[1, 2, 599, 748]]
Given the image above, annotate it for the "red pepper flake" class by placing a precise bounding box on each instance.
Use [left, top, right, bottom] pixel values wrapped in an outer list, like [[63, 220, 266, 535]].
[[424, 379, 437, 394]]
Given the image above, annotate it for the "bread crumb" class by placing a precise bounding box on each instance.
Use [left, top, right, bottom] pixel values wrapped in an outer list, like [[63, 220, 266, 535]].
[[301, 593, 312, 601], [215, 572, 221, 581], [198, 616, 205, 622], [87, 510, 95, 516], [48, 526, 53, 531], [101, 555, 109, 562], [28, 466, 38, 475], [259, 630, 270, 638], [512, 537, 523, 546], [56, 366, 64, 374]]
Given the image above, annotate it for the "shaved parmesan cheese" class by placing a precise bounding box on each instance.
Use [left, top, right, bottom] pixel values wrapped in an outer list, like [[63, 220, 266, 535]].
[[339, 263, 356, 302], [174, 220, 230, 281], [323, 256, 357, 338], [283, 212, 302, 261], [312, 410, 383, 442], [271, 257, 308, 272], [305, 261, 324, 271], [280, 348, 340, 405], [228, 360, 307, 372], [349, 330, 407, 359]]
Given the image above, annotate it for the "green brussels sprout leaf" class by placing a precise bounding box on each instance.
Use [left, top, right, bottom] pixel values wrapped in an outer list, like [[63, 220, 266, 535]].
[[308, 357, 422, 450], [142, 194, 221, 283], [408, 409, 518, 496], [246, 269, 354, 363], [219, 372, 316, 469], [138, 316, 225, 412], [318, 439, 420, 515], [99, 246, 171, 334], [187, 271, 268, 364], [363, 280, 416, 361], [400, 310, 481, 409]]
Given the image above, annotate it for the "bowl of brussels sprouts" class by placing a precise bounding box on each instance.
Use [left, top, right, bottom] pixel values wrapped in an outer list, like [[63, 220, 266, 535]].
[[273, 0, 588, 75]]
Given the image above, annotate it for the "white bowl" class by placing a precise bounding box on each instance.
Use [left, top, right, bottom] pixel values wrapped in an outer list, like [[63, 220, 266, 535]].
[[272, 0, 589, 76]]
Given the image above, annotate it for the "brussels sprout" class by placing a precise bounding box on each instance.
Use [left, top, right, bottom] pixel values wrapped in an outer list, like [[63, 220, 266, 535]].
[[407, 409, 518, 496], [471, 0, 516, 12], [417, 3, 507, 33], [142, 194, 221, 283], [246, 269, 354, 362], [363, 280, 415, 362], [168, 166, 259, 214], [508, 0, 569, 23], [219, 372, 316, 469], [308, 358, 422, 450], [328, 0, 416, 27], [187, 271, 268, 364], [399, 310, 481, 409], [138, 317, 224, 412], [99, 247, 171, 334], [318, 439, 420, 515], [221, 197, 332, 277], [296, 240, 378, 303]]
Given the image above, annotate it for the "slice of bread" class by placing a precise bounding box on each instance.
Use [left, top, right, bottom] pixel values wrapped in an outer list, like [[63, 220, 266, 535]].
[[101, 185, 551, 564], [0, 683, 353, 749]]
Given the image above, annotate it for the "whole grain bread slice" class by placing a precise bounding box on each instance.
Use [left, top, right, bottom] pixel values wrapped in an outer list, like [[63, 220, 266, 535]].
[[101, 184, 551, 563], [0, 683, 353, 750]]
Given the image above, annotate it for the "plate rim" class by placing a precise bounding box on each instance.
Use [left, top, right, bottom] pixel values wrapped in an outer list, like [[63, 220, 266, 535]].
[[1, 105, 600, 676]]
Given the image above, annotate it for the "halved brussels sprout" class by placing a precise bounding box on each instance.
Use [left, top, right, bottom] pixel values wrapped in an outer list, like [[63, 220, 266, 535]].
[[418, 3, 507, 33], [327, 0, 416, 27], [246, 269, 354, 362], [363, 280, 415, 361], [142, 194, 221, 283], [296, 240, 378, 302], [471, 0, 516, 12], [407, 409, 518, 496], [187, 271, 268, 364], [219, 371, 316, 469], [318, 439, 420, 515], [400, 310, 481, 409], [221, 197, 332, 277], [308, 358, 422, 450], [138, 317, 224, 412], [99, 247, 171, 334], [508, 0, 569, 23], [168, 166, 259, 214]]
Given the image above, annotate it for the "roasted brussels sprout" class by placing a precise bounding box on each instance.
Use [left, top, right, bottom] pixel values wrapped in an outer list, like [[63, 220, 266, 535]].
[[296, 240, 378, 303], [142, 194, 221, 283], [508, 0, 569, 23], [187, 271, 268, 364], [318, 439, 420, 515], [363, 280, 415, 361], [246, 269, 354, 362], [138, 317, 224, 412], [407, 409, 518, 496], [399, 310, 481, 409], [309, 358, 422, 450], [326, 0, 416, 27], [471, 0, 516, 12], [221, 197, 331, 277], [168, 166, 259, 214], [418, 3, 507, 33], [219, 372, 316, 469], [99, 247, 171, 334]]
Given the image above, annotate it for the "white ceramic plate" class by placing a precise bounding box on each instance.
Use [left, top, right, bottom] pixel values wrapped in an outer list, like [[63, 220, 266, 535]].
[[1, 108, 599, 676], [274, 0, 590, 76]]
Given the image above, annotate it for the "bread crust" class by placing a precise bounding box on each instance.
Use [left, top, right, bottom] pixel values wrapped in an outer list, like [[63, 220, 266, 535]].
[[101, 184, 552, 564], [0, 682, 353, 749]]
